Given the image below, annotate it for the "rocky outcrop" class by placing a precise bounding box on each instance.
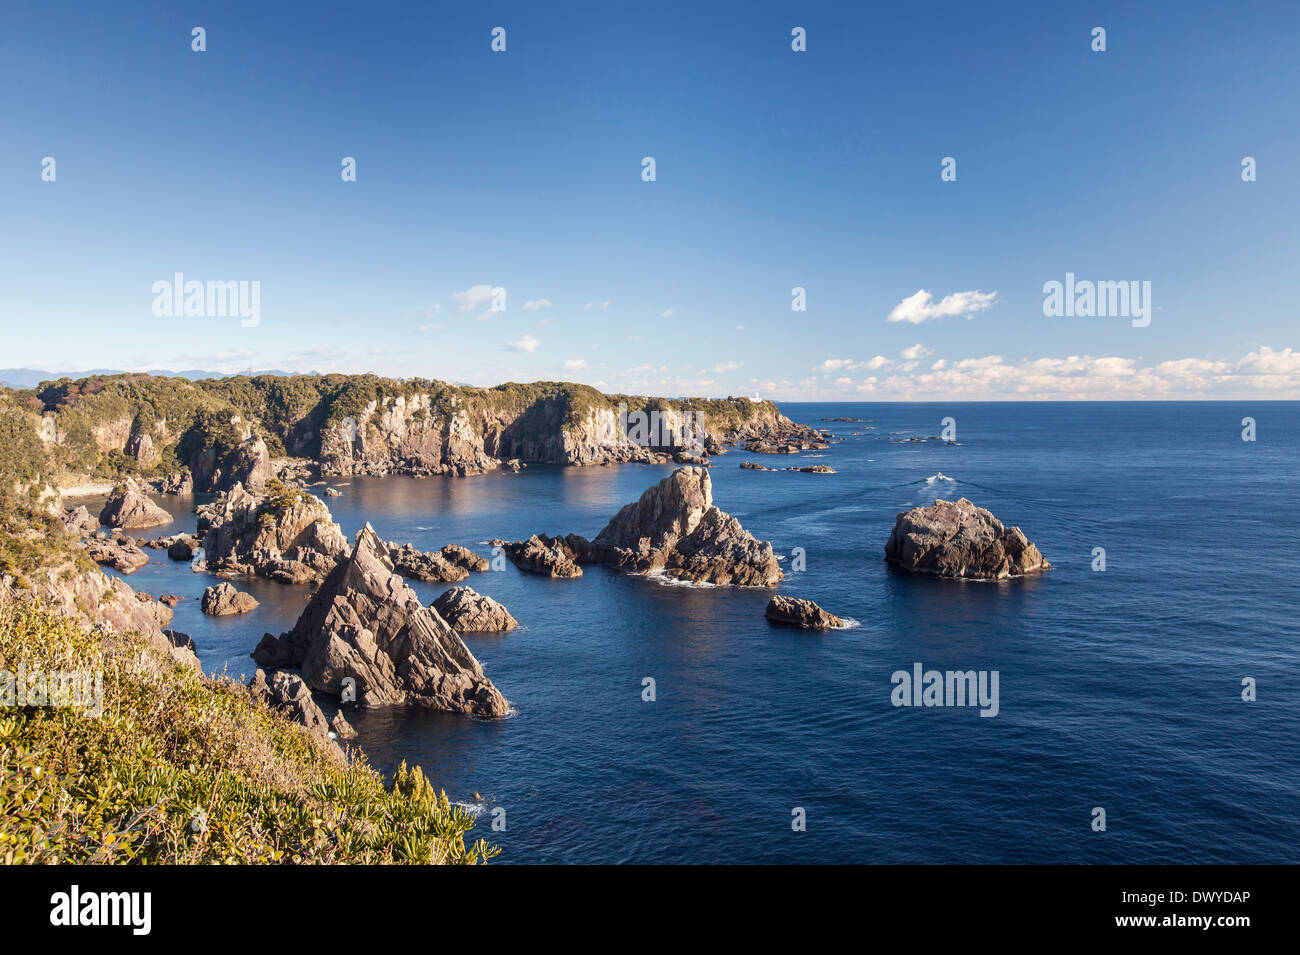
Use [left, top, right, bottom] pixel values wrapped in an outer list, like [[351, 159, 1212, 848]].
[[884, 498, 1050, 580], [248, 669, 342, 756], [494, 534, 583, 578], [432, 587, 518, 632], [565, 467, 782, 586], [83, 533, 150, 574], [12, 561, 199, 670], [201, 581, 259, 615], [62, 505, 99, 538], [251, 524, 509, 716], [330, 710, 357, 740], [99, 480, 172, 529], [765, 595, 845, 630], [385, 541, 488, 583], [198, 481, 349, 584]]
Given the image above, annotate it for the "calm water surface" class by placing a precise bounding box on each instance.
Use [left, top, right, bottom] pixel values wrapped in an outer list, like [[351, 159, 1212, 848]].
[[101, 402, 1300, 863]]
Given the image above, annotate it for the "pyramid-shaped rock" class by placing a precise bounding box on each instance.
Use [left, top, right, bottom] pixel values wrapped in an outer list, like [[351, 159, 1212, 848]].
[[252, 523, 508, 716]]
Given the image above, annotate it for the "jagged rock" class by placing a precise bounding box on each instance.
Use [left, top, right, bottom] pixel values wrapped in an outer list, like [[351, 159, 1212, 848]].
[[83, 534, 150, 574], [252, 524, 509, 716], [884, 498, 1050, 580], [567, 467, 782, 586], [99, 480, 172, 529], [159, 594, 182, 607], [386, 542, 467, 582], [324, 487, 342, 497], [133, 592, 174, 628], [432, 587, 519, 632], [166, 537, 197, 561], [154, 470, 194, 495], [248, 669, 333, 742], [62, 505, 98, 538], [786, 465, 835, 473], [440, 544, 489, 573], [163, 629, 196, 652], [329, 710, 358, 740], [201, 581, 259, 615], [199, 481, 349, 583], [496, 534, 583, 578], [765, 595, 845, 630], [740, 461, 774, 471]]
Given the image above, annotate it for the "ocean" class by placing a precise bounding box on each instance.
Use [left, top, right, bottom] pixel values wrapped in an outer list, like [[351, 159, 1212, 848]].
[[103, 401, 1300, 864]]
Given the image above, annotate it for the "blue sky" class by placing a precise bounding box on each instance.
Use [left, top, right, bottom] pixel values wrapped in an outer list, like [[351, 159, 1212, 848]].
[[2, 0, 1297, 399]]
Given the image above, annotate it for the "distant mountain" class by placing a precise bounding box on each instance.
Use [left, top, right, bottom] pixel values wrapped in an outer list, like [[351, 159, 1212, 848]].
[[0, 368, 294, 389]]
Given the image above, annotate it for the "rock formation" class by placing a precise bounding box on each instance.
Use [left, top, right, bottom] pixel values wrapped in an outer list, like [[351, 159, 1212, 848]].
[[99, 479, 172, 529], [83, 532, 150, 574], [765, 595, 845, 630], [494, 534, 584, 578], [198, 480, 349, 584], [251, 524, 509, 716], [201, 581, 259, 615], [432, 587, 518, 632], [558, 467, 782, 586], [884, 498, 1050, 580], [62, 505, 98, 538], [385, 541, 490, 583]]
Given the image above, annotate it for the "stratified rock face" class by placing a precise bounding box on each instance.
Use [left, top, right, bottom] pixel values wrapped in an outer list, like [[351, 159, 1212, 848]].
[[765, 595, 845, 630], [99, 480, 172, 529], [497, 534, 584, 578], [441, 544, 489, 573], [573, 467, 782, 586], [884, 497, 1050, 580], [252, 524, 509, 717], [432, 587, 519, 632], [201, 581, 259, 615], [199, 482, 349, 584]]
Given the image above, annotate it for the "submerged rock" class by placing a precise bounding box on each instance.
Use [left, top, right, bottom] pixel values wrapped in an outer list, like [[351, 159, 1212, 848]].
[[99, 480, 172, 529], [566, 467, 782, 586], [201, 581, 259, 615], [884, 497, 1050, 580], [432, 587, 519, 632], [251, 524, 509, 716], [765, 595, 845, 630]]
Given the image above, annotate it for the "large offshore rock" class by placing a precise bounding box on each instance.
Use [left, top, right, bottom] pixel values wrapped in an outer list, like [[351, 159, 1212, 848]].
[[432, 587, 518, 632], [764, 595, 845, 630], [568, 467, 782, 586], [198, 480, 349, 583], [884, 497, 1050, 580], [99, 479, 172, 529]]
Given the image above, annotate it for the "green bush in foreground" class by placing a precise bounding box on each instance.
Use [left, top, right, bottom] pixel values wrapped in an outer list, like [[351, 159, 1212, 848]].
[[0, 596, 499, 864]]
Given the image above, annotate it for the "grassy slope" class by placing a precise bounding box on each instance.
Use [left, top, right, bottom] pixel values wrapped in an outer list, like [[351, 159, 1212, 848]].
[[0, 595, 498, 864]]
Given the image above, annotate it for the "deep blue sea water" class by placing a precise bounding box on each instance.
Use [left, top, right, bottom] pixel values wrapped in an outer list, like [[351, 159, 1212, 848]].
[[101, 402, 1300, 863]]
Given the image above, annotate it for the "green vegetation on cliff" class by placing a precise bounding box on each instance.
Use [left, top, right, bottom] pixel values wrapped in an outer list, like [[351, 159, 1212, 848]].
[[0, 596, 499, 864]]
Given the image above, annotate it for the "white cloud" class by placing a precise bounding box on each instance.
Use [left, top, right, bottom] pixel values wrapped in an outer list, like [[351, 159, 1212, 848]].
[[507, 334, 540, 353], [901, 343, 932, 360], [418, 323, 444, 333], [660, 308, 674, 318], [711, 360, 742, 373], [820, 358, 857, 372], [887, 289, 998, 324], [584, 300, 612, 311], [453, 284, 500, 313], [563, 358, 588, 370], [523, 299, 552, 311]]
